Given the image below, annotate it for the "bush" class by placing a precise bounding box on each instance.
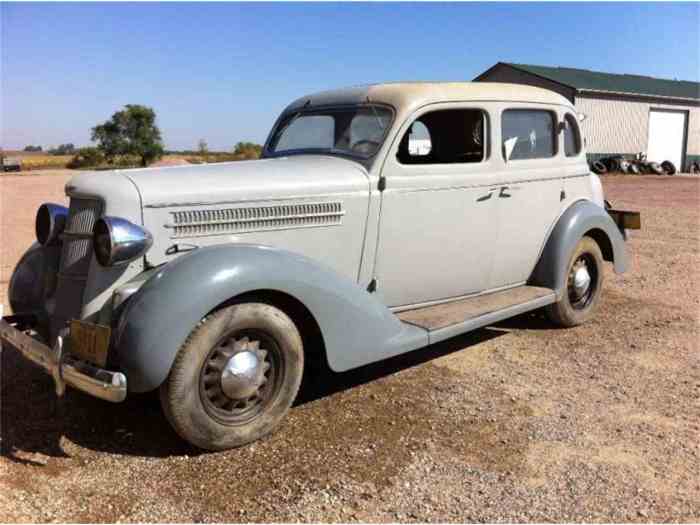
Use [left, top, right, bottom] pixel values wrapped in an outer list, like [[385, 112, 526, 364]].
[[233, 142, 262, 159], [67, 147, 105, 169], [23, 145, 43, 152]]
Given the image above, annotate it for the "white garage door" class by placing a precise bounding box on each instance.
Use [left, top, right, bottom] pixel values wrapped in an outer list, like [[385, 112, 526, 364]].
[[647, 109, 686, 170]]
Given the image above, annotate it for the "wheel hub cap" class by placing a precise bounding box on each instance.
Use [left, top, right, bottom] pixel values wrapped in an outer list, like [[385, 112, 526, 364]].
[[572, 264, 591, 299], [221, 350, 264, 399]]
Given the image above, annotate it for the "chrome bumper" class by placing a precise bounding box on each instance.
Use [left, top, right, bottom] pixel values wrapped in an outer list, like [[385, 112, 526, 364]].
[[0, 316, 127, 402]]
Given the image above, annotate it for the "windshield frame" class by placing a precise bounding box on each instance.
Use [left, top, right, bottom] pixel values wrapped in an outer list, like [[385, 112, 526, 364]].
[[262, 103, 396, 165]]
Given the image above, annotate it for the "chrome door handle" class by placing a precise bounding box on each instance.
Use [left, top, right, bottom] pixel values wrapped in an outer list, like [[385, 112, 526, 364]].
[[499, 186, 512, 198], [476, 187, 501, 202]]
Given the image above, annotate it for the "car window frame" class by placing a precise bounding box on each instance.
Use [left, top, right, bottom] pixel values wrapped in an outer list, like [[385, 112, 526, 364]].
[[500, 107, 559, 163], [394, 106, 492, 167], [563, 112, 582, 158]]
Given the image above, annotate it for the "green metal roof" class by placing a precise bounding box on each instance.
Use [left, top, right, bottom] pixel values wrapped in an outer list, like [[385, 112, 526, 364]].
[[503, 63, 699, 101]]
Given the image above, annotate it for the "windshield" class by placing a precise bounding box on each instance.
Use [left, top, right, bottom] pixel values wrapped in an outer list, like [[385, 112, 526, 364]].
[[268, 105, 393, 159]]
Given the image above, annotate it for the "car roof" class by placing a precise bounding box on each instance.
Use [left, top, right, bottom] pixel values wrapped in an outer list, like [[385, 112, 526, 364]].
[[284, 82, 573, 115]]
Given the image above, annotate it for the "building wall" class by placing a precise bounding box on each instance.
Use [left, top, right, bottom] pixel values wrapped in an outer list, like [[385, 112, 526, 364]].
[[575, 93, 700, 169], [474, 63, 575, 102]]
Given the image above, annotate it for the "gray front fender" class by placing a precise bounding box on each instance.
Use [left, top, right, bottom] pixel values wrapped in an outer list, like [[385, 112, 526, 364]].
[[114, 244, 427, 392], [530, 200, 628, 296]]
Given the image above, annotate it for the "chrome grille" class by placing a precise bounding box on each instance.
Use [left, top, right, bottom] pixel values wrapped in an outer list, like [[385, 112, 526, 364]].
[[52, 198, 102, 338], [166, 201, 345, 238]]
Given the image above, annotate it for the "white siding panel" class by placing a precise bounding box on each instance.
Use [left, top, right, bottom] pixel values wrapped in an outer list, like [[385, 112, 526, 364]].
[[575, 95, 700, 158]]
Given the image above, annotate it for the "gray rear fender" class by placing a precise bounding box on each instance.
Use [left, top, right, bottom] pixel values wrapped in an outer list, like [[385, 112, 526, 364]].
[[114, 244, 427, 392], [529, 199, 628, 296]]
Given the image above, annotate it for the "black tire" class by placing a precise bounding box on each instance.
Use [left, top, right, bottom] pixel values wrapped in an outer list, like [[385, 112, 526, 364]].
[[545, 236, 605, 328], [628, 163, 640, 175], [608, 157, 622, 172], [591, 161, 607, 175], [160, 303, 304, 451], [661, 160, 676, 175], [690, 162, 700, 175], [649, 162, 664, 175]]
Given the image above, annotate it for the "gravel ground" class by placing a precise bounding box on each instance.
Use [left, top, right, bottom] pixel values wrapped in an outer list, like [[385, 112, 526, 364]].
[[1, 175, 699, 522]]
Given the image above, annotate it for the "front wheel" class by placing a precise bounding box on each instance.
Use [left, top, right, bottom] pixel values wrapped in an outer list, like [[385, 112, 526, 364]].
[[545, 236, 604, 327], [160, 303, 304, 450]]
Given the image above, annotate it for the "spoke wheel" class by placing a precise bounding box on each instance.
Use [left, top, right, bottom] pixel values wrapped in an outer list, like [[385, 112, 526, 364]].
[[199, 330, 282, 426], [567, 253, 598, 310], [160, 303, 304, 450], [545, 236, 605, 328]]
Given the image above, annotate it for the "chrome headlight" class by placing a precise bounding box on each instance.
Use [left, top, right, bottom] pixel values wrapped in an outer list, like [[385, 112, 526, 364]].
[[35, 203, 68, 245], [93, 216, 153, 267]]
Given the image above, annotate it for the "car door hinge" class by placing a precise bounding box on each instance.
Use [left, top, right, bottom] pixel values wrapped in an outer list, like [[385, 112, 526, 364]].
[[560, 189, 566, 201], [377, 177, 386, 192], [367, 278, 377, 293]]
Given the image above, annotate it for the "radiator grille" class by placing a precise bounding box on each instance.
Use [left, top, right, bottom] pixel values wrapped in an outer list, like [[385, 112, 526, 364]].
[[59, 199, 102, 276], [52, 198, 103, 337], [166, 201, 345, 238]]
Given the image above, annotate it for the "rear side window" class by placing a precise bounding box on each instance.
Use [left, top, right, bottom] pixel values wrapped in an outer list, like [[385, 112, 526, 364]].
[[564, 113, 582, 157], [502, 109, 556, 161]]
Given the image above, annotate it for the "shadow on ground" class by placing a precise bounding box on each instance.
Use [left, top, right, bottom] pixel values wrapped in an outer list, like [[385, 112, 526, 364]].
[[1, 313, 544, 463]]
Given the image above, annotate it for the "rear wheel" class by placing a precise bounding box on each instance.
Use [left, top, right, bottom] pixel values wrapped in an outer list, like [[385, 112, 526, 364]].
[[545, 236, 604, 327], [160, 303, 304, 450]]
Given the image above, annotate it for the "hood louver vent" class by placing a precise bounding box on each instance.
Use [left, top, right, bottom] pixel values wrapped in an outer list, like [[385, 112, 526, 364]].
[[166, 201, 345, 238]]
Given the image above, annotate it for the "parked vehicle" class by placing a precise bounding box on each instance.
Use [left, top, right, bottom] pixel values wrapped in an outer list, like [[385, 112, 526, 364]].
[[1, 82, 641, 450], [1, 155, 22, 172]]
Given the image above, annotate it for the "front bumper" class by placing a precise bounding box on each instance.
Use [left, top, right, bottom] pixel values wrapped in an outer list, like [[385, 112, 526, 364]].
[[0, 316, 127, 402]]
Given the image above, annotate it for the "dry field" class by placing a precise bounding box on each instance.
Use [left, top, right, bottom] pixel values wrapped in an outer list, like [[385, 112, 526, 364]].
[[1, 151, 74, 171], [0, 174, 699, 522]]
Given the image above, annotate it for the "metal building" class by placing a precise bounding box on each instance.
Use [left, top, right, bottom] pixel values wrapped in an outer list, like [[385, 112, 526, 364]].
[[475, 63, 700, 172]]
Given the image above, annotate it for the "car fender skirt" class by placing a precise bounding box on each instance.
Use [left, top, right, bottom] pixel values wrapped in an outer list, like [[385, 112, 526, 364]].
[[529, 200, 628, 295], [114, 244, 427, 392]]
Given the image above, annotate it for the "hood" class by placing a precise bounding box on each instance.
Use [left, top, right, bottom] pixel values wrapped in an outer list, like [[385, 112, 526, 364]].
[[118, 155, 369, 208]]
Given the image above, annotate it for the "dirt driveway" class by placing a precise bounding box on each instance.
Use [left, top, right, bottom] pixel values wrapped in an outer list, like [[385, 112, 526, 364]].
[[1, 175, 698, 522]]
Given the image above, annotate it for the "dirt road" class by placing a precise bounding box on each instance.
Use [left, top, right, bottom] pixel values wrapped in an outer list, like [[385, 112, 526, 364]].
[[1, 175, 698, 522]]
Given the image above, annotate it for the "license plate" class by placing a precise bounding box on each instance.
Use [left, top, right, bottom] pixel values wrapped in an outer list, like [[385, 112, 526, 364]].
[[69, 320, 111, 367]]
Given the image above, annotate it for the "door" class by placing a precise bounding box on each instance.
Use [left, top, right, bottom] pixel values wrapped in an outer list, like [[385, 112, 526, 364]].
[[647, 109, 687, 169], [488, 106, 569, 289], [374, 105, 500, 308]]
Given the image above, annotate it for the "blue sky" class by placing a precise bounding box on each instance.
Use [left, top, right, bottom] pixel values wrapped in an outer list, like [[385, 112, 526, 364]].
[[2, 2, 698, 151]]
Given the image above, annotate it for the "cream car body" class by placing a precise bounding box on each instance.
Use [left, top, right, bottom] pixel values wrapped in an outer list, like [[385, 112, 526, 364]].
[[2, 83, 633, 448]]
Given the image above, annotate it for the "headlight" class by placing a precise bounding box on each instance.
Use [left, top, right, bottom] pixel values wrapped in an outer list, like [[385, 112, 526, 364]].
[[35, 203, 68, 245], [93, 216, 153, 267]]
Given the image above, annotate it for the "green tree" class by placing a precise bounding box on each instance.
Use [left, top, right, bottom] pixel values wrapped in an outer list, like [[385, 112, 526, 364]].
[[233, 141, 262, 159], [23, 145, 43, 152], [91, 105, 164, 167]]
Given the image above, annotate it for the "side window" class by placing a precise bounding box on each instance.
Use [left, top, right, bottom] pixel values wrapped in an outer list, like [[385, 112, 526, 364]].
[[563, 113, 582, 157], [502, 109, 556, 161], [275, 115, 334, 151], [397, 109, 486, 165]]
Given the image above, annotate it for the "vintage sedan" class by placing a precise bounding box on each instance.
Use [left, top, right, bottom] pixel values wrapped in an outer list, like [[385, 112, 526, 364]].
[[1, 82, 639, 450]]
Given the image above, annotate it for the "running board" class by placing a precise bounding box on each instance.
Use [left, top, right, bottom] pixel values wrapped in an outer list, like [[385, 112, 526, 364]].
[[396, 286, 556, 345]]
